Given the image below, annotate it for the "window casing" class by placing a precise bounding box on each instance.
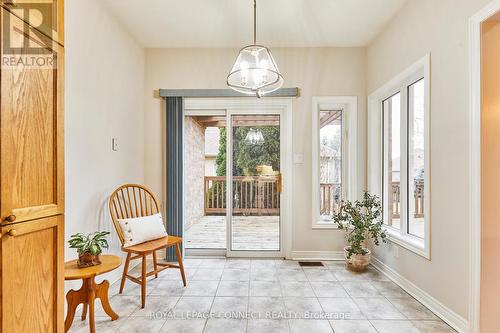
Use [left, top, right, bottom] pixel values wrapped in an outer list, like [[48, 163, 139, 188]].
[[312, 97, 357, 229], [368, 55, 430, 258]]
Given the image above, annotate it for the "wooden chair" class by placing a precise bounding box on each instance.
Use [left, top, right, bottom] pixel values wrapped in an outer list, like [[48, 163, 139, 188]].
[[108, 184, 186, 308]]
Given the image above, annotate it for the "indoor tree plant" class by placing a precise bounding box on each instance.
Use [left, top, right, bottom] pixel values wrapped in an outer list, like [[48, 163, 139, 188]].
[[68, 231, 110, 268], [332, 191, 387, 272]]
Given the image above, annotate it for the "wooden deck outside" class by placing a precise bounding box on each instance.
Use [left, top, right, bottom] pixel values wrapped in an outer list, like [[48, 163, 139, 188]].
[[184, 215, 279, 250], [191, 178, 426, 250]]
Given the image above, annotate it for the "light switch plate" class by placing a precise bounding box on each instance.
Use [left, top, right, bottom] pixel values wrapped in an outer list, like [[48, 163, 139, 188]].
[[112, 137, 119, 151], [293, 153, 304, 164]]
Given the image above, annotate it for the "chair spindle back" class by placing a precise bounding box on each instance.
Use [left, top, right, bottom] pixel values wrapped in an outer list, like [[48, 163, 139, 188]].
[[108, 184, 161, 245]]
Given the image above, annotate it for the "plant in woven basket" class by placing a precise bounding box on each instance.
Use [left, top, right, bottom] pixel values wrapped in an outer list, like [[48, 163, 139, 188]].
[[68, 231, 110, 268], [332, 191, 388, 271]]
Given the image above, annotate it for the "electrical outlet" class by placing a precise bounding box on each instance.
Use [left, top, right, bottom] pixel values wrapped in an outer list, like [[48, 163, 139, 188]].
[[392, 244, 399, 258], [112, 137, 119, 151]]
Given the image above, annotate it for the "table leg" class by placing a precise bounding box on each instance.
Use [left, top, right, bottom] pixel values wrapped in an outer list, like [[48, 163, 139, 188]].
[[65, 279, 90, 332], [65, 288, 85, 332], [81, 303, 88, 320], [65, 277, 119, 333], [88, 282, 96, 333], [96, 280, 119, 320]]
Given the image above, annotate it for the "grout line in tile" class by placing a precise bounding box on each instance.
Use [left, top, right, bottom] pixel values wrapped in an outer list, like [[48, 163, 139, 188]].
[[102, 259, 451, 333]]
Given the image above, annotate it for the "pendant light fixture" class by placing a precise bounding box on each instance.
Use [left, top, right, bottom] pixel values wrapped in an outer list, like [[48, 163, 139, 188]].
[[244, 128, 265, 145], [227, 0, 284, 97]]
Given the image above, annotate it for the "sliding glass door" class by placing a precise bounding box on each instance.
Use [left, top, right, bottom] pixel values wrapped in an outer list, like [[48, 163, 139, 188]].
[[227, 111, 283, 257], [183, 100, 289, 258]]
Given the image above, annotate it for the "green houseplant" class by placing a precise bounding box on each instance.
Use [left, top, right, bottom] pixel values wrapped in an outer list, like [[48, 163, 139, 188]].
[[68, 231, 110, 268], [332, 191, 388, 272]]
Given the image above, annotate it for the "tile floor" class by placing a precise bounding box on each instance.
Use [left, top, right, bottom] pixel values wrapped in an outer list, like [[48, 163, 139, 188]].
[[68, 259, 457, 333]]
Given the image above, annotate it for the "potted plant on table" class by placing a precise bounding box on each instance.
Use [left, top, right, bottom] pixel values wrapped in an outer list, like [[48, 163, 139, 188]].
[[68, 231, 110, 268], [332, 191, 387, 272]]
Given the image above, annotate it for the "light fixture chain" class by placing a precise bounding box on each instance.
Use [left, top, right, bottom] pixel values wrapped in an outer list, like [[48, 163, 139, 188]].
[[253, 0, 257, 44], [227, 0, 283, 96]]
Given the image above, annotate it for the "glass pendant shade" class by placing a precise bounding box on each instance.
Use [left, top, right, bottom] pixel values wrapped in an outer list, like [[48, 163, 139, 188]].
[[227, 45, 284, 97], [245, 128, 265, 145]]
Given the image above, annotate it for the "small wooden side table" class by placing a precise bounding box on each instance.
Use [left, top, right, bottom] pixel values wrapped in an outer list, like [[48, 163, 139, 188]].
[[64, 254, 121, 333]]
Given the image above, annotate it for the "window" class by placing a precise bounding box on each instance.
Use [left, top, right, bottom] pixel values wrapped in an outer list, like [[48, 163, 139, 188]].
[[408, 79, 426, 238], [382, 93, 401, 230], [312, 97, 357, 228], [320, 110, 343, 218], [368, 55, 430, 258]]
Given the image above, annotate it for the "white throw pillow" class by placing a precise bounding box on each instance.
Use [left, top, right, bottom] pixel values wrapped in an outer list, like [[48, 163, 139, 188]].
[[118, 213, 168, 247]]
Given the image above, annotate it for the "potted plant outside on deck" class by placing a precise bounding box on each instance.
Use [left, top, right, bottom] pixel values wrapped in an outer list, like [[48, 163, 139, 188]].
[[68, 231, 110, 268], [332, 191, 387, 272]]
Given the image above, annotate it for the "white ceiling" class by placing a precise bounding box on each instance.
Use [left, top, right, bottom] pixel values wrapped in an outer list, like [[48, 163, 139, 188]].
[[103, 0, 408, 48]]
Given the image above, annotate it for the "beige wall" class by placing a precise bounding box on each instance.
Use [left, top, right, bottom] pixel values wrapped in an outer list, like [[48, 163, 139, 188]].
[[367, 0, 492, 320], [144, 47, 367, 253], [480, 20, 500, 333], [184, 117, 206, 230], [63, 0, 497, 323], [65, 0, 145, 283]]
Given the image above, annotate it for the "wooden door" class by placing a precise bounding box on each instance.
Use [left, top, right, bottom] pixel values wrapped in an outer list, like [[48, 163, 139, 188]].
[[0, 7, 64, 224], [1, 215, 64, 333]]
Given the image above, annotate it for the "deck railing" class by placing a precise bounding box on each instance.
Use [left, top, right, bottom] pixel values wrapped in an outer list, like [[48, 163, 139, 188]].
[[320, 183, 342, 215], [319, 181, 424, 218], [204, 175, 279, 215], [391, 181, 424, 218], [204, 177, 424, 218]]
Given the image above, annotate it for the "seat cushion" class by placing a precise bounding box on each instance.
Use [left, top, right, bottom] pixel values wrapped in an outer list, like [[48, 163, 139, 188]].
[[118, 213, 168, 247]]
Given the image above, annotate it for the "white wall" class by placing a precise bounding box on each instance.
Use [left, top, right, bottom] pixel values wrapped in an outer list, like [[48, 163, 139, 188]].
[[62, 0, 493, 325], [65, 0, 145, 283], [144, 47, 367, 254], [366, 0, 492, 321]]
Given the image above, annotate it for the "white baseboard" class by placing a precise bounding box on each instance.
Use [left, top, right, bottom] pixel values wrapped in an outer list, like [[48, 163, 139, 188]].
[[288, 251, 344, 261], [371, 257, 467, 333]]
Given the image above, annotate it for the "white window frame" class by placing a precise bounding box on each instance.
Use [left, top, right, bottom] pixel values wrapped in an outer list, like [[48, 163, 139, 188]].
[[312, 96, 357, 229], [368, 54, 431, 259]]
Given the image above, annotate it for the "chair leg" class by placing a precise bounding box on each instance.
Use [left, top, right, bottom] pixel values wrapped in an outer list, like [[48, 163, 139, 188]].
[[152, 251, 159, 279], [175, 243, 187, 287], [141, 254, 147, 308], [120, 253, 131, 294]]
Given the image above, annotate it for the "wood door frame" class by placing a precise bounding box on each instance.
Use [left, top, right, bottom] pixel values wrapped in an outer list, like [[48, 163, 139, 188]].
[[182, 98, 293, 259], [469, 1, 500, 332]]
